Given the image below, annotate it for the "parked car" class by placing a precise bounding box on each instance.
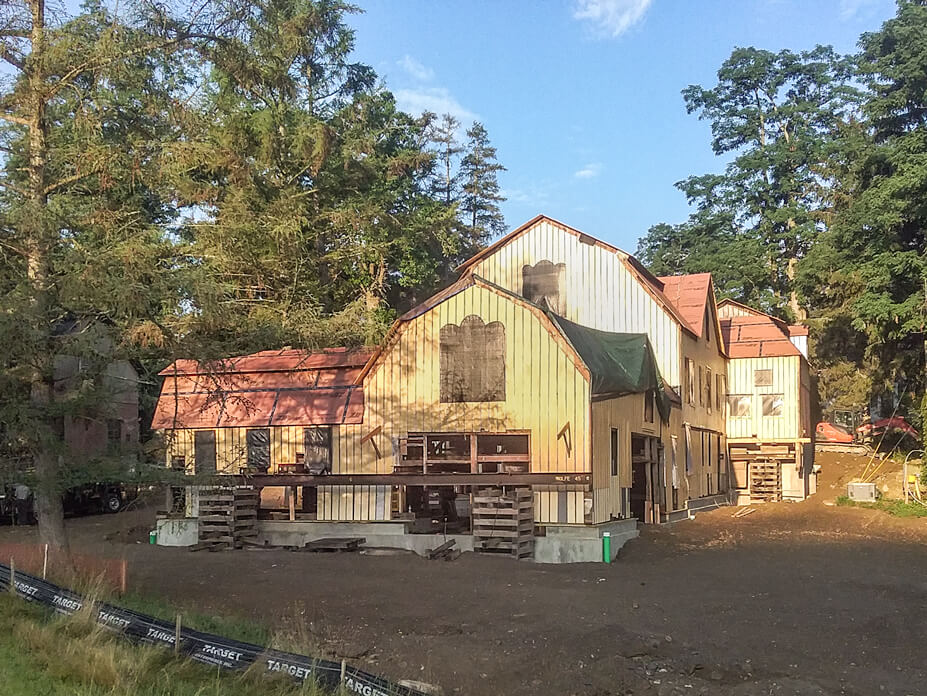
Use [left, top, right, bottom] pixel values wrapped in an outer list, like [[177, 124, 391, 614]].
[[0, 482, 138, 524]]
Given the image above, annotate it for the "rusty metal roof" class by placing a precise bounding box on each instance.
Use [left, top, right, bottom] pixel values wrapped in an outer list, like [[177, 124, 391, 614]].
[[720, 315, 801, 358], [152, 348, 374, 430], [656, 273, 713, 337]]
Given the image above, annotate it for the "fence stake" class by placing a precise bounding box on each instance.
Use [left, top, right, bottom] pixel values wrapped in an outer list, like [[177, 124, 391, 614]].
[[119, 560, 127, 595], [340, 659, 346, 685], [174, 613, 182, 655], [42, 543, 48, 580], [9, 557, 14, 595]]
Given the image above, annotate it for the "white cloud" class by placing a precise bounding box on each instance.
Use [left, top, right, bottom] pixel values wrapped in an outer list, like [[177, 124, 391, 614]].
[[397, 55, 434, 82], [574, 163, 602, 179], [394, 86, 478, 125], [573, 0, 653, 38]]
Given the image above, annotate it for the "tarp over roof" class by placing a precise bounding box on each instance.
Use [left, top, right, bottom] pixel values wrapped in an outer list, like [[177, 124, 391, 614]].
[[549, 313, 672, 422], [152, 348, 374, 429]]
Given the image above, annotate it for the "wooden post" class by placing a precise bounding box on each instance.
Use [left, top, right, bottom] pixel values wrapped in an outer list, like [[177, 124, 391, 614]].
[[42, 543, 48, 580], [119, 560, 127, 595], [288, 487, 296, 522], [9, 557, 14, 594], [174, 613, 182, 655], [340, 659, 346, 685], [470, 434, 479, 474]]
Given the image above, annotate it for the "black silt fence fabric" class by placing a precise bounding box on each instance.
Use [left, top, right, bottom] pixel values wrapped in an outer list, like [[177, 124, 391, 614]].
[[0, 562, 424, 696]]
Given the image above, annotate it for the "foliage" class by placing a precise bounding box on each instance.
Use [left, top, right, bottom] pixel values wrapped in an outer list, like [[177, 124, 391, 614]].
[[459, 121, 507, 250], [640, 2, 926, 425], [0, 594, 331, 695], [835, 495, 927, 518]]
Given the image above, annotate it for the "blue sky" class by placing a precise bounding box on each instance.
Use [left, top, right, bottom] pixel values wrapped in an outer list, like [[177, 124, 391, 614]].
[[349, 0, 897, 253]]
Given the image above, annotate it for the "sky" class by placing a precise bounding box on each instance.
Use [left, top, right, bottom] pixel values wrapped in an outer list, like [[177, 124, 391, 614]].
[[348, 0, 897, 253]]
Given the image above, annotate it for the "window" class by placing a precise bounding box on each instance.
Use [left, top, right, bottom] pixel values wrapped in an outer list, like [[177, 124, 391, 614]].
[[610, 428, 619, 476], [246, 428, 271, 471], [727, 395, 752, 418], [754, 369, 773, 387], [698, 366, 704, 405], [716, 374, 725, 411], [106, 419, 122, 445], [686, 359, 695, 404], [440, 315, 506, 403], [643, 391, 654, 423], [762, 394, 784, 417], [522, 260, 566, 314], [303, 426, 332, 474], [706, 368, 712, 414], [193, 430, 217, 474], [170, 455, 186, 471]]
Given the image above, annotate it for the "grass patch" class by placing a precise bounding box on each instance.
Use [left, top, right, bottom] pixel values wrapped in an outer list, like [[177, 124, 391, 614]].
[[835, 495, 927, 518], [0, 594, 335, 696]]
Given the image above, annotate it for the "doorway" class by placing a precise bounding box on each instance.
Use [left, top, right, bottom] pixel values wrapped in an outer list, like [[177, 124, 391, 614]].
[[631, 434, 662, 523]]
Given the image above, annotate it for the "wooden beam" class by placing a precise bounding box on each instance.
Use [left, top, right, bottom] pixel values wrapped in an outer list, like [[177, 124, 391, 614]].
[[231, 472, 592, 487]]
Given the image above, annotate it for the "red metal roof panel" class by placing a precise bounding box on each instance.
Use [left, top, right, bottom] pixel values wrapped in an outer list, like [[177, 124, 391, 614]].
[[656, 273, 712, 337]]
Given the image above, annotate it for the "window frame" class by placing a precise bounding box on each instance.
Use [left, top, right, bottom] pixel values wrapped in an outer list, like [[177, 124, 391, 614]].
[[761, 394, 785, 417], [610, 427, 619, 476], [754, 368, 773, 387], [643, 391, 655, 424], [686, 358, 696, 404], [727, 394, 752, 418]]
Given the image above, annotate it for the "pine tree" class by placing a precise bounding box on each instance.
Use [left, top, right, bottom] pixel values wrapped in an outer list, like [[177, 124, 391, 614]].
[[425, 113, 463, 206], [459, 122, 506, 249]]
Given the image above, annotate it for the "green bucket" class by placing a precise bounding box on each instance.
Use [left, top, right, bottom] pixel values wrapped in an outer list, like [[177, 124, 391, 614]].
[[149, 530, 157, 545]]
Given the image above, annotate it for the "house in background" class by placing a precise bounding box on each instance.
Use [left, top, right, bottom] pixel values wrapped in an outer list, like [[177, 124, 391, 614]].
[[718, 299, 815, 503]]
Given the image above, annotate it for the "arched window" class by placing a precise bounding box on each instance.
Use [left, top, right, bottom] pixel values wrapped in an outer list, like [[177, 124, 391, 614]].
[[522, 260, 566, 314], [439, 315, 506, 402]]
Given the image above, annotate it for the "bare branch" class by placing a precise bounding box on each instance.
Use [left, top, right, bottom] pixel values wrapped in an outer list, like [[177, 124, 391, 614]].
[[0, 111, 29, 126]]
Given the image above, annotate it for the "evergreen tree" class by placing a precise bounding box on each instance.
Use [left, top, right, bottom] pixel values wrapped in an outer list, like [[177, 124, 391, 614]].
[[424, 112, 463, 206], [459, 121, 506, 249]]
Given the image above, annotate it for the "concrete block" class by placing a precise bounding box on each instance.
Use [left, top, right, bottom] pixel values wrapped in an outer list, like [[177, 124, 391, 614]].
[[156, 517, 198, 547]]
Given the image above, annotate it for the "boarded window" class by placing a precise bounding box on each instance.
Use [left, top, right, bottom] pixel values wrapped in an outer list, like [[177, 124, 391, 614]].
[[644, 391, 654, 423], [304, 427, 332, 474], [246, 428, 270, 471], [521, 260, 566, 314], [716, 374, 725, 411], [440, 315, 506, 403], [754, 369, 773, 387], [698, 366, 704, 405], [610, 428, 619, 476], [194, 430, 216, 474], [762, 394, 784, 417], [727, 395, 751, 418]]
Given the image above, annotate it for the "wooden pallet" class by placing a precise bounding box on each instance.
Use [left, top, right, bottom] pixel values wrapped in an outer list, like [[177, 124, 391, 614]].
[[197, 487, 260, 549], [472, 487, 534, 559], [749, 462, 781, 502]]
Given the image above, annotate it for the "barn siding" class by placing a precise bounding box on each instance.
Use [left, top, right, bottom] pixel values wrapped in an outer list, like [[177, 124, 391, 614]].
[[335, 282, 592, 523], [468, 219, 682, 387], [725, 355, 802, 441]]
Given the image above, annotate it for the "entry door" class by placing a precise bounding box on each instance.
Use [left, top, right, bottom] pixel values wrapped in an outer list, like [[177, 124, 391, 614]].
[[194, 430, 217, 474], [630, 457, 647, 521]]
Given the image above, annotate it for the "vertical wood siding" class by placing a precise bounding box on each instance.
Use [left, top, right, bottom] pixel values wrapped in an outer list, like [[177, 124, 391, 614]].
[[468, 219, 682, 387], [725, 356, 801, 441], [336, 283, 592, 523]]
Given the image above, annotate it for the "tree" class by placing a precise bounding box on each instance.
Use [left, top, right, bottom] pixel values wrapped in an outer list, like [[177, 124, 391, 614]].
[[424, 112, 463, 206], [797, 0, 927, 429], [641, 46, 859, 319], [459, 121, 506, 249], [0, 0, 220, 552]]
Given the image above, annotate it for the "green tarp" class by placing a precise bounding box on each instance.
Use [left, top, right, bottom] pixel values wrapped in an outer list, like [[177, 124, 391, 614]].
[[549, 313, 672, 422]]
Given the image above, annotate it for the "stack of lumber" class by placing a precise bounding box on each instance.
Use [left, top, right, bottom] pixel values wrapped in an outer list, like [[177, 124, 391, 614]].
[[750, 461, 782, 502], [472, 487, 534, 560], [197, 487, 259, 549]]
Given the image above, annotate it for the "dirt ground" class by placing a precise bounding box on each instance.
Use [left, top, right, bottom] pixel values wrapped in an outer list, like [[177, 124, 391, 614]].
[[4, 451, 927, 696]]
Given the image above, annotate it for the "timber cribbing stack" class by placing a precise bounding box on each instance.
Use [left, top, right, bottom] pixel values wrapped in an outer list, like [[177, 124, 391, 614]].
[[197, 487, 259, 548], [472, 487, 534, 559], [750, 461, 782, 502]]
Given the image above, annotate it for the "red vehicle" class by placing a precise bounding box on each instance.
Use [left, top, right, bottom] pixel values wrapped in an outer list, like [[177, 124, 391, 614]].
[[857, 416, 920, 442], [816, 421, 855, 444]]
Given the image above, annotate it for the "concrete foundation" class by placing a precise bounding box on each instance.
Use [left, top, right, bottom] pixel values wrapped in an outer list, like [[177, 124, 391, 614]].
[[156, 517, 198, 547], [533, 518, 638, 564], [258, 520, 475, 555], [686, 493, 731, 513]]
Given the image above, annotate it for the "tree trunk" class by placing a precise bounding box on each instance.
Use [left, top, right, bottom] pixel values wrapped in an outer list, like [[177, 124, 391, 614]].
[[25, 0, 70, 556]]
